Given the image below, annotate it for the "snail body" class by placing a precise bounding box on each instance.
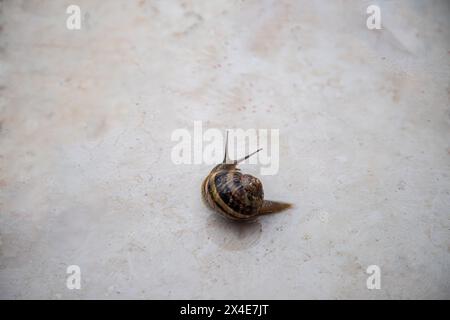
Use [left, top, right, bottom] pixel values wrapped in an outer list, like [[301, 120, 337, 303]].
[[202, 133, 291, 221]]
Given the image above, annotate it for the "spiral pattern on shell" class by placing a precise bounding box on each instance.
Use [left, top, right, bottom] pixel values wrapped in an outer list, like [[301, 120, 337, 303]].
[[202, 168, 264, 221]]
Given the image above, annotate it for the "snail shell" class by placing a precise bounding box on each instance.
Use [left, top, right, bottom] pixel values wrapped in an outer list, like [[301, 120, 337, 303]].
[[201, 133, 291, 221]]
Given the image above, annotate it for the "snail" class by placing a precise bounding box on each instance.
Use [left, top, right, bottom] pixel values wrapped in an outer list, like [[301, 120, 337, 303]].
[[202, 132, 292, 221]]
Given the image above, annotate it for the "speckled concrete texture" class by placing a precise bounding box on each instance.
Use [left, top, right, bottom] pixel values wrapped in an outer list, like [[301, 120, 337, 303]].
[[0, 0, 449, 299]]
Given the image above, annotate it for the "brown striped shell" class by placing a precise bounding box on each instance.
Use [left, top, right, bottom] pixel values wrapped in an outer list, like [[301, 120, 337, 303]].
[[202, 164, 264, 220]]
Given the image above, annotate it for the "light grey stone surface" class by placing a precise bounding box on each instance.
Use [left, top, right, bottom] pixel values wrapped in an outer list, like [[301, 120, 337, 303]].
[[0, 0, 449, 299]]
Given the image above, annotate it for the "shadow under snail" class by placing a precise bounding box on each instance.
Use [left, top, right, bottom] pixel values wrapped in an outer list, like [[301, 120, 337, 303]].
[[202, 132, 292, 221]]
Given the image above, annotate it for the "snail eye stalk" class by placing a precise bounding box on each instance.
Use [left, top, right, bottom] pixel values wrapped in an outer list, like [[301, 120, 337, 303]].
[[235, 148, 263, 165], [222, 130, 261, 165]]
